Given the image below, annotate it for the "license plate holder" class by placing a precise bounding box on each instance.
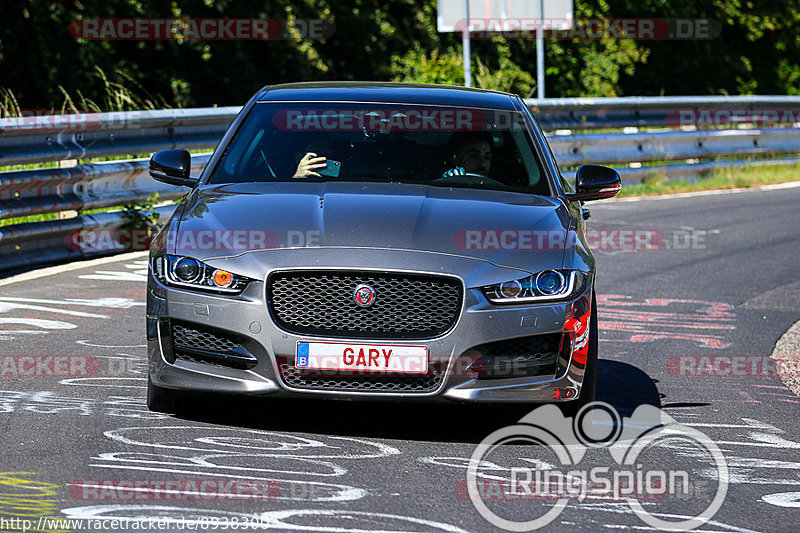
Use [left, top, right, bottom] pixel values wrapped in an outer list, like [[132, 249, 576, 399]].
[[295, 341, 428, 374]]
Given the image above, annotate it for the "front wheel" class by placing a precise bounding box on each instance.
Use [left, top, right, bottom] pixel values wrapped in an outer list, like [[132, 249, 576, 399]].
[[147, 376, 181, 413]]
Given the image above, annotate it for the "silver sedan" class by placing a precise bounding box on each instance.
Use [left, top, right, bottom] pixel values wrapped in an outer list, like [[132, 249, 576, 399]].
[[145, 82, 621, 412]]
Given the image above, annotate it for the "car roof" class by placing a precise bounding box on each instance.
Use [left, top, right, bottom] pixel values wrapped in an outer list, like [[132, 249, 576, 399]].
[[255, 82, 519, 110]]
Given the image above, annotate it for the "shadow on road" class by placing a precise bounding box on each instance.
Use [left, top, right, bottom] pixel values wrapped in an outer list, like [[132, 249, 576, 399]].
[[596, 360, 663, 415], [169, 360, 663, 443]]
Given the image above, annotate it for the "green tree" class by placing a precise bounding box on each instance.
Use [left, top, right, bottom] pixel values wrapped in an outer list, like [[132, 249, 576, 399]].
[[1, 0, 799, 110]]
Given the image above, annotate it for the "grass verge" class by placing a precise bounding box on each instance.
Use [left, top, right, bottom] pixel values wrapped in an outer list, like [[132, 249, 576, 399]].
[[618, 161, 800, 197]]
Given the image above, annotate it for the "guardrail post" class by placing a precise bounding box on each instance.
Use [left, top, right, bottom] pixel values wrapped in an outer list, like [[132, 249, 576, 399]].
[[57, 159, 79, 219]]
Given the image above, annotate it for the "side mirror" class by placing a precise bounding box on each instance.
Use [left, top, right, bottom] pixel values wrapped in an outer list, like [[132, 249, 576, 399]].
[[565, 165, 621, 202], [149, 149, 197, 187]]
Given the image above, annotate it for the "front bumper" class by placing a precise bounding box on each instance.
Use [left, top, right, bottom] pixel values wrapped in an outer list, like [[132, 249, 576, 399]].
[[147, 261, 592, 404]]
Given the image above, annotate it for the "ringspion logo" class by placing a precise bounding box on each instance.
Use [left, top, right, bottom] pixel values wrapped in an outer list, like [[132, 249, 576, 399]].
[[467, 403, 728, 531]]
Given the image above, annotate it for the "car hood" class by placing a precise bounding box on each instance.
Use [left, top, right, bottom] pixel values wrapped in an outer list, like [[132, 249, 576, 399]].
[[170, 181, 570, 274]]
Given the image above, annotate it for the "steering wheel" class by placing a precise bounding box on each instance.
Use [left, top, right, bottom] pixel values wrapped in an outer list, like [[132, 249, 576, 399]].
[[432, 172, 506, 188]]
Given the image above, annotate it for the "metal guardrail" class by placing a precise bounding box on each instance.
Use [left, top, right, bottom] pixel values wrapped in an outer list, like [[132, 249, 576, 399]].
[[615, 156, 800, 183], [525, 95, 800, 129], [1, 96, 799, 274], [0, 205, 176, 272], [0, 155, 209, 220], [0, 107, 237, 166], [549, 127, 800, 166]]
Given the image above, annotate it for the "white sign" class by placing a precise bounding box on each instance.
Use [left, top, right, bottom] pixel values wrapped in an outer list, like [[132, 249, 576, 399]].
[[437, 0, 574, 33]]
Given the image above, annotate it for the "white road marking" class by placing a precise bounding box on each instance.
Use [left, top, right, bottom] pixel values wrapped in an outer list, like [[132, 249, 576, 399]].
[[0, 251, 148, 287], [60, 506, 471, 532], [78, 260, 149, 281], [0, 296, 142, 308], [59, 377, 147, 388], [79, 270, 148, 282], [0, 303, 109, 319], [254, 509, 472, 532], [0, 296, 142, 340], [0, 318, 76, 328], [574, 504, 765, 533], [87, 464, 364, 503], [760, 492, 800, 508], [103, 426, 401, 460], [0, 390, 167, 419], [77, 340, 146, 348], [89, 426, 404, 508]]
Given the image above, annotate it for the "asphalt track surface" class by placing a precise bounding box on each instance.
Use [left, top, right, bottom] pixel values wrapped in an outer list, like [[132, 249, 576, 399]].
[[0, 184, 798, 533]]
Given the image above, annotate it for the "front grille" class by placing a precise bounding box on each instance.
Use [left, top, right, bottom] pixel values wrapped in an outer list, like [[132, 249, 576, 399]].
[[278, 361, 445, 393], [268, 271, 462, 339]]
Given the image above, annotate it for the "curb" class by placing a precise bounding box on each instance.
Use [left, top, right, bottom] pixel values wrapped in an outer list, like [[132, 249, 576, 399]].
[[772, 320, 800, 398]]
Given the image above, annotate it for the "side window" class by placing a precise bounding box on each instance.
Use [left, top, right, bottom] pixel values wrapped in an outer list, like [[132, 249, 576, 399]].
[[560, 172, 575, 194], [545, 136, 574, 194], [510, 121, 542, 188], [517, 104, 561, 197], [221, 120, 264, 178]]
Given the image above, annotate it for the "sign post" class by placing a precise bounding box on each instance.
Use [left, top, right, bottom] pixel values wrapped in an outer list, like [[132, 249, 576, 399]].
[[462, 0, 472, 87], [437, 0, 574, 98], [537, 0, 545, 99]]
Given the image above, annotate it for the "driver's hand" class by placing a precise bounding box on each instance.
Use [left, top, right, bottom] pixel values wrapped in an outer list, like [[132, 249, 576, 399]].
[[442, 167, 466, 178], [293, 152, 327, 178]]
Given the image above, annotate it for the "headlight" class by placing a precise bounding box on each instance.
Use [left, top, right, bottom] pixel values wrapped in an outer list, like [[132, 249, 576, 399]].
[[480, 270, 588, 304], [152, 255, 251, 294]]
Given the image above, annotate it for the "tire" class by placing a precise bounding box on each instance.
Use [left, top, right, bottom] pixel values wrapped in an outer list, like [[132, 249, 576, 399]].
[[559, 292, 598, 417], [147, 376, 180, 413]]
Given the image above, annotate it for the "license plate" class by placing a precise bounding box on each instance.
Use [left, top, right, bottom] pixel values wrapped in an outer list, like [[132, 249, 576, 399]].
[[295, 341, 428, 374]]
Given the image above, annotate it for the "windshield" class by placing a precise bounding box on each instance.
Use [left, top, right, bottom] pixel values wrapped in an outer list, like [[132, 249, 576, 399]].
[[209, 102, 551, 195]]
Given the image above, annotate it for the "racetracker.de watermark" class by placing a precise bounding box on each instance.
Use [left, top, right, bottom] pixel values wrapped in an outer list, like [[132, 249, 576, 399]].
[[1, 516, 274, 531], [2, 109, 142, 131], [1, 355, 99, 378], [452, 228, 709, 252], [68, 18, 334, 40], [68, 478, 281, 501], [71, 228, 711, 254], [667, 355, 778, 377], [454, 18, 720, 40], [270, 108, 524, 132], [68, 229, 324, 253], [667, 109, 800, 129]]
